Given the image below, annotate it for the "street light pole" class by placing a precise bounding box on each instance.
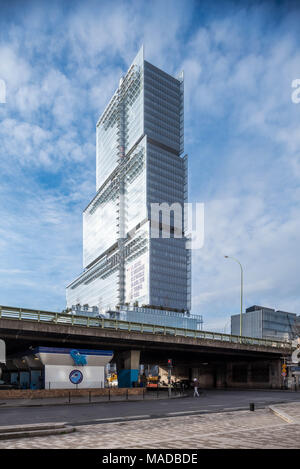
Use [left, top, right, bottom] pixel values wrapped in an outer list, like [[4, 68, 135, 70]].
[[224, 256, 244, 340]]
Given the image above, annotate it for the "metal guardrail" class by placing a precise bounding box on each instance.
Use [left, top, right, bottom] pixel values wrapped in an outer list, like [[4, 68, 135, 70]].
[[0, 305, 292, 349]]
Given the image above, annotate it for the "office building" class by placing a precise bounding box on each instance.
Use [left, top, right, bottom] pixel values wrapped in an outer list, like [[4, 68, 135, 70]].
[[66, 47, 191, 314], [231, 305, 297, 341]]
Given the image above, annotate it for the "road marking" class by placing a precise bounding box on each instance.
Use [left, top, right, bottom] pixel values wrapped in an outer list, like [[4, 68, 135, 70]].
[[167, 411, 201, 416], [119, 415, 151, 420], [223, 407, 245, 411], [99, 415, 150, 421], [88, 417, 122, 421]]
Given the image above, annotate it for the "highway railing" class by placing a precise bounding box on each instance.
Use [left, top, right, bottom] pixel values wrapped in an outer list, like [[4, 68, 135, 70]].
[[0, 305, 292, 349]]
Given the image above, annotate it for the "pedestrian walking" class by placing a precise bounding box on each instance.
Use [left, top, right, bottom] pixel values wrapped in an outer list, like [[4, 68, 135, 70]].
[[193, 378, 200, 397]]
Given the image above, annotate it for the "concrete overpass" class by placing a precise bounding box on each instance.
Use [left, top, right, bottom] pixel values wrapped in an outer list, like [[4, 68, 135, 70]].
[[0, 305, 292, 389]]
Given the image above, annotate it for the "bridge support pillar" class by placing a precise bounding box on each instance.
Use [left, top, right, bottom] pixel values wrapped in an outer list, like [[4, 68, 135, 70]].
[[271, 359, 282, 389], [0, 339, 6, 380], [116, 350, 140, 388]]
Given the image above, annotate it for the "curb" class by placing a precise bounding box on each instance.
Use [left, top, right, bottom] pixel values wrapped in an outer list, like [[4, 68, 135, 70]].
[[210, 388, 297, 393], [269, 405, 300, 424], [0, 422, 75, 440], [0, 422, 66, 432]]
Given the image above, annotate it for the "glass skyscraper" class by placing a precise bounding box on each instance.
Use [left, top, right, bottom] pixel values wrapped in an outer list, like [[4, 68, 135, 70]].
[[66, 47, 191, 314]]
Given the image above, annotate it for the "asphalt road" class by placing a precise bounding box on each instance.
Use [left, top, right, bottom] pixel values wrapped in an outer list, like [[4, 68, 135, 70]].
[[1, 389, 300, 427]]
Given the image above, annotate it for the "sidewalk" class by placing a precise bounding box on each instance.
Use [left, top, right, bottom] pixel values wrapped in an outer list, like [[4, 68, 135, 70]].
[[0, 391, 187, 408], [1, 406, 299, 449]]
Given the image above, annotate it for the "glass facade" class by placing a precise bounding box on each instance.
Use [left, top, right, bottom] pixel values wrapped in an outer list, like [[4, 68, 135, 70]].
[[117, 306, 202, 330], [66, 47, 191, 313], [231, 305, 297, 341]]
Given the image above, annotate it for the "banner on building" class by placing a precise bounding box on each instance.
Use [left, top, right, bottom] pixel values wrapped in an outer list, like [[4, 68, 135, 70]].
[[125, 254, 148, 303]]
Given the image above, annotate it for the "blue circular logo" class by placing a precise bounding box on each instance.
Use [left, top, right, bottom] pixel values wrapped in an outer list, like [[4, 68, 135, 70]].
[[69, 369, 83, 384]]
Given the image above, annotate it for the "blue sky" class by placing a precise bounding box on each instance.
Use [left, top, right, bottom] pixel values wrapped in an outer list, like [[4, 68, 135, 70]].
[[0, 0, 300, 332]]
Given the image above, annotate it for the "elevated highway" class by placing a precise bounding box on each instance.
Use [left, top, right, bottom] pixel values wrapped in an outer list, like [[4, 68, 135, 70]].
[[0, 304, 291, 356], [0, 305, 292, 389]]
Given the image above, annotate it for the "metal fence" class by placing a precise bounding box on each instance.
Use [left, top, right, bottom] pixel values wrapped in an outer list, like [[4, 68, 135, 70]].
[[6, 387, 184, 404], [0, 305, 291, 349]]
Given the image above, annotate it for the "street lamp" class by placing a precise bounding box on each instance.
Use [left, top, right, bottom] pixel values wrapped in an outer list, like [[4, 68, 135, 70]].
[[224, 256, 244, 340]]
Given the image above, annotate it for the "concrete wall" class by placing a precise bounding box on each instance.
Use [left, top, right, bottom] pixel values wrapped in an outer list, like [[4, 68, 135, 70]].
[[224, 360, 281, 389], [191, 365, 215, 388]]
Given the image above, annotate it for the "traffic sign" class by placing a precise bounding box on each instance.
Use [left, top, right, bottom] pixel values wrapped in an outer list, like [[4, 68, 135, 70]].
[[281, 363, 287, 377]]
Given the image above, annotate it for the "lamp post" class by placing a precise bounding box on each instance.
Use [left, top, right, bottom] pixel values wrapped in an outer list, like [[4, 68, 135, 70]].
[[224, 256, 244, 340]]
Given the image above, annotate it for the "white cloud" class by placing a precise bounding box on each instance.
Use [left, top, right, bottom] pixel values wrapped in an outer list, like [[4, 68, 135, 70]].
[[0, 0, 300, 326]]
